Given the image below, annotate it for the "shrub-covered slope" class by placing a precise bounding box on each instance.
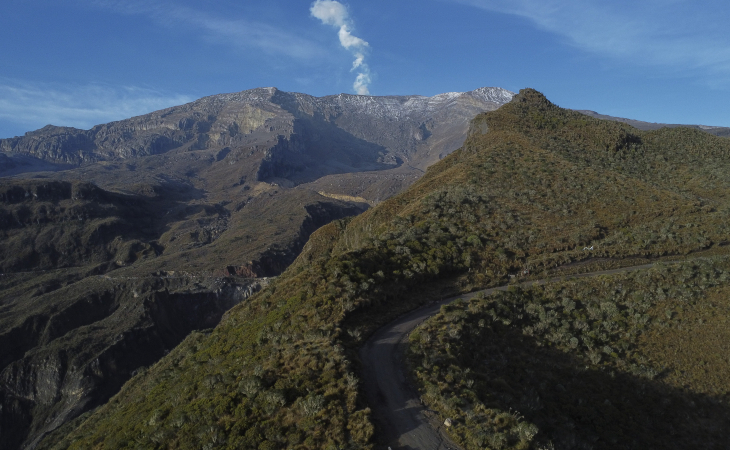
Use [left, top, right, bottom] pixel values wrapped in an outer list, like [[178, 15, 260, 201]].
[[409, 258, 730, 449], [41, 89, 730, 449]]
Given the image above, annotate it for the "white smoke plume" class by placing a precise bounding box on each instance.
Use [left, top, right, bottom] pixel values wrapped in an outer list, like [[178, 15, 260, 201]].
[[310, 0, 371, 95]]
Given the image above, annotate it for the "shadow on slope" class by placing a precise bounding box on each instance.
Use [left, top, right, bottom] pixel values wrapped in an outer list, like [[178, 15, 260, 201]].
[[435, 322, 730, 449]]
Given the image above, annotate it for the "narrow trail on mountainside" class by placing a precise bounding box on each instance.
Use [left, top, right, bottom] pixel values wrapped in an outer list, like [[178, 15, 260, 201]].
[[360, 262, 660, 450]]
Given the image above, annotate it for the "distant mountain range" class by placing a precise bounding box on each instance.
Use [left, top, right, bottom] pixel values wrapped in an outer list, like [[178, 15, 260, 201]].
[[0, 86, 513, 179], [576, 110, 730, 136]]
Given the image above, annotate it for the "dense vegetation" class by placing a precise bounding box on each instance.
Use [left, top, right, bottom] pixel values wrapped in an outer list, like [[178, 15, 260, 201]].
[[41, 89, 730, 449], [409, 258, 730, 449]]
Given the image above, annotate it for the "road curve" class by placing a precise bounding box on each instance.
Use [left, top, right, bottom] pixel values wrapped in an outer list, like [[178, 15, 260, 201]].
[[359, 263, 656, 450]]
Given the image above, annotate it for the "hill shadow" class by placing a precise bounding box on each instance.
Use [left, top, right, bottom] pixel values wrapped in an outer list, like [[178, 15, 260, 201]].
[[448, 321, 730, 450]]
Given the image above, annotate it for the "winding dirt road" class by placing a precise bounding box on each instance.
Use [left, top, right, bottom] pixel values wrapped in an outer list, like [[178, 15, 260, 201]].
[[359, 263, 656, 450]]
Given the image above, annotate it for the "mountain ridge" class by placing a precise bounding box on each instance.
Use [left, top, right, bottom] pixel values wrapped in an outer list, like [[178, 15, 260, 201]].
[[0, 86, 515, 165], [576, 109, 730, 136]]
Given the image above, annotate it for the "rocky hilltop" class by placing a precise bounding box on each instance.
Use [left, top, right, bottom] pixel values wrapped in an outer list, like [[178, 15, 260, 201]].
[[0, 87, 513, 449]]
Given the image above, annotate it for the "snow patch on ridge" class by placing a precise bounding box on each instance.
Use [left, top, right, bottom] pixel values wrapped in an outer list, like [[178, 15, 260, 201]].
[[469, 87, 516, 104], [430, 92, 463, 102], [165, 86, 516, 123]]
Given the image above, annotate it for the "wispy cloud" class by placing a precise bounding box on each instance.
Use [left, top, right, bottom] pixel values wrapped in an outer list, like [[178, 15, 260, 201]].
[[452, 0, 730, 83], [0, 79, 194, 136], [310, 0, 372, 94], [88, 0, 325, 60], [175, 10, 325, 60]]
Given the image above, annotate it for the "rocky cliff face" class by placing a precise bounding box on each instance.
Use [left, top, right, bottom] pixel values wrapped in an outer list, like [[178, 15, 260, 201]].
[[0, 180, 158, 272], [0, 275, 269, 450]]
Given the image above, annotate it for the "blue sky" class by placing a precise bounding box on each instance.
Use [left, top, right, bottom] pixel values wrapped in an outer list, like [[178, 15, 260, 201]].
[[2, 0, 730, 138]]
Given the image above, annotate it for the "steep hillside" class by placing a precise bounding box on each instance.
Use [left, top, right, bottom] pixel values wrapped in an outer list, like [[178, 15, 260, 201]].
[[40, 89, 730, 450], [0, 180, 157, 272]]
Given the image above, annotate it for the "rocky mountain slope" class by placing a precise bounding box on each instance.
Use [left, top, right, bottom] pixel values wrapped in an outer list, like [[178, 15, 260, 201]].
[[0, 87, 513, 195], [39, 89, 730, 450], [0, 87, 514, 449]]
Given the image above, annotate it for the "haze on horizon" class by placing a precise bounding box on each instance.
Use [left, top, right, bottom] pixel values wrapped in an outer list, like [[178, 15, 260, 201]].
[[1, 0, 730, 138]]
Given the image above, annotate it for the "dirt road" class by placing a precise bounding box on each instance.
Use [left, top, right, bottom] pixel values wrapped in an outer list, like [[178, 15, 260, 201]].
[[359, 263, 656, 449]]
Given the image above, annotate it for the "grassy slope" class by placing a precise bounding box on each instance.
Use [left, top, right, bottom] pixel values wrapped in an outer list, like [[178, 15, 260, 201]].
[[42, 89, 730, 449]]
